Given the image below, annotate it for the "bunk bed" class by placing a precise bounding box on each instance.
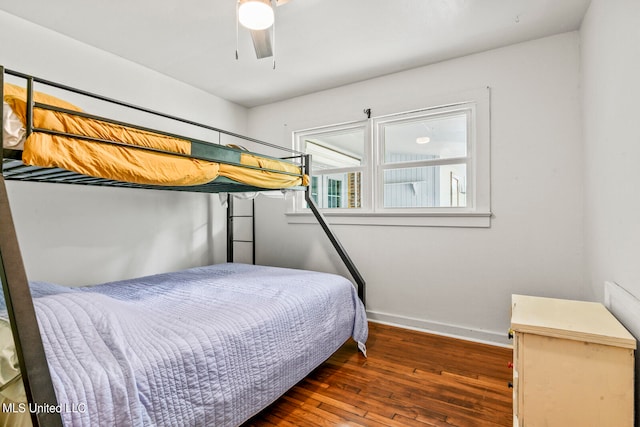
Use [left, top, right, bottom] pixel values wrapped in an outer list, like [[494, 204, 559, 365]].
[[0, 67, 367, 427]]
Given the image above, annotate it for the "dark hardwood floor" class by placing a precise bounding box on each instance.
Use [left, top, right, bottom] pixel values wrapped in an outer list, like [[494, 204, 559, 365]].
[[244, 322, 513, 426]]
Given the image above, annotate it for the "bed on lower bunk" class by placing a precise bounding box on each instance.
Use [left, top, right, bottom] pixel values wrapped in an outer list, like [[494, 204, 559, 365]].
[[0, 67, 367, 427], [1, 263, 367, 427]]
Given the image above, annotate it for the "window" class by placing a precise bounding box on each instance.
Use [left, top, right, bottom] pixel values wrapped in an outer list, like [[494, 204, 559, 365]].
[[291, 88, 491, 227], [300, 123, 367, 210], [378, 110, 470, 209]]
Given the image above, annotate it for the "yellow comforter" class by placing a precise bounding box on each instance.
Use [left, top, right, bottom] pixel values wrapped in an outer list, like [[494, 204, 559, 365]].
[[3, 84, 306, 188]]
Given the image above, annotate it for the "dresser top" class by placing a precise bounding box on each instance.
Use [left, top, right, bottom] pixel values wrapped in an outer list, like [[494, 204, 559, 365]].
[[511, 294, 636, 349]]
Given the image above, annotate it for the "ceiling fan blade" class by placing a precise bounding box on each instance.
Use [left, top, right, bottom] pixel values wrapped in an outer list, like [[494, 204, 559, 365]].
[[250, 29, 273, 58]]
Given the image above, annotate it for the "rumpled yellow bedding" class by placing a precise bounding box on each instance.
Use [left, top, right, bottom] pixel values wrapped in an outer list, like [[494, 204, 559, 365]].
[[3, 84, 307, 188]]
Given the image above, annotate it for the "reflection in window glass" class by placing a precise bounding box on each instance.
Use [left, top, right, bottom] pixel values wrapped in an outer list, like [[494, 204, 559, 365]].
[[327, 179, 342, 208], [303, 126, 364, 209], [304, 128, 364, 171], [309, 172, 362, 209], [384, 164, 467, 208], [384, 113, 467, 164]]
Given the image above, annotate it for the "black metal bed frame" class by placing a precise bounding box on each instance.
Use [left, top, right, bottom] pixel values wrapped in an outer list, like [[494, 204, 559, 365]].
[[0, 66, 365, 426]]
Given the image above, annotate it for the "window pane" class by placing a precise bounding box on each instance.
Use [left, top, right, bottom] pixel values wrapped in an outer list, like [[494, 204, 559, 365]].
[[383, 113, 467, 164], [327, 178, 342, 208], [384, 164, 467, 208], [299, 124, 365, 210], [308, 172, 362, 209], [304, 128, 364, 171]]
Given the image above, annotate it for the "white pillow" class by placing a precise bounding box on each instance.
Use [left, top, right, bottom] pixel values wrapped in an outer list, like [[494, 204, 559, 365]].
[[2, 102, 25, 150]]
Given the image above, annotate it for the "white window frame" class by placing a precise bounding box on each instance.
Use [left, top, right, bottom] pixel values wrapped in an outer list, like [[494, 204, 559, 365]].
[[287, 88, 491, 227], [374, 105, 474, 214], [293, 121, 371, 211]]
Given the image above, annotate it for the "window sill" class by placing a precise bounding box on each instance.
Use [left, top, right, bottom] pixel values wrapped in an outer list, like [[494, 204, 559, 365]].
[[285, 211, 492, 228]]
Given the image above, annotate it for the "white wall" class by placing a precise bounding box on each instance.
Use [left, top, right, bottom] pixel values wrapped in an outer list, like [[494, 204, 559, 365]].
[[248, 33, 585, 344], [581, 4, 640, 420], [581, 1, 640, 302], [0, 11, 246, 285]]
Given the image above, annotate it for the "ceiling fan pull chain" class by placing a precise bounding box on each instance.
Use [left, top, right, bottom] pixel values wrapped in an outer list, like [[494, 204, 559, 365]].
[[272, 1, 276, 69], [235, 0, 240, 60]]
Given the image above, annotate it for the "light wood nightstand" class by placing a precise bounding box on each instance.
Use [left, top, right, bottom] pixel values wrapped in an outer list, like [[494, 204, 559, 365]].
[[510, 294, 636, 427]]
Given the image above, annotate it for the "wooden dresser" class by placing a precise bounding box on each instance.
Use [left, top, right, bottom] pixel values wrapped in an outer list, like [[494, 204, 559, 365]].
[[510, 294, 636, 427]]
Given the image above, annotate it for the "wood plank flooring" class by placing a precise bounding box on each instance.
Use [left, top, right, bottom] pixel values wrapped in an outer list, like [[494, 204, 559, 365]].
[[244, 322, 513, 426]]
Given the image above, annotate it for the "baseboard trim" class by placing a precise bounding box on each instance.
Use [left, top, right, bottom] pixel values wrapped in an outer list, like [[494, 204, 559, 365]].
[[366, 310, 512, 348]]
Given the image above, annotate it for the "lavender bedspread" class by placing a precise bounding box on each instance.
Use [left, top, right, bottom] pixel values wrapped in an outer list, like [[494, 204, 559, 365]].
[[28, 263, 367, 426]]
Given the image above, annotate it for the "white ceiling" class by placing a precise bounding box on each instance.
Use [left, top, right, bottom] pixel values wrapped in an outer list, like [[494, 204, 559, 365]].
[[0, 0, 591, 108]]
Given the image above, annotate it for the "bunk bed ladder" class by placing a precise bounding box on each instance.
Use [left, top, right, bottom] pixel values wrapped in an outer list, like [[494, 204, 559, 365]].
[[304, 155, 366, 306], [226, 195, 256, 265]]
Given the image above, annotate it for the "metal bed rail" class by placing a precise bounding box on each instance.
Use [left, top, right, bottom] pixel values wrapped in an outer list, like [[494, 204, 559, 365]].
[[6, 67, 305, 157], [2, 66, 307, 187]]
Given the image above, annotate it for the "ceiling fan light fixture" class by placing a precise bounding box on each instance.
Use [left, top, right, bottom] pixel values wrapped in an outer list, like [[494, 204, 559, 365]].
[[238, 0, 275, 30]]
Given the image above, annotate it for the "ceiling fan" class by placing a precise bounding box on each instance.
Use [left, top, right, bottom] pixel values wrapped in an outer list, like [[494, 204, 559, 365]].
[[236, 0, 292, 63]]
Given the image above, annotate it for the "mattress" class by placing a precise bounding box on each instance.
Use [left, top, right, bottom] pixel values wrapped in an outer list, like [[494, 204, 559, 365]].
[[0, 263, 367, 426], [2, 83, 308, 189]]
